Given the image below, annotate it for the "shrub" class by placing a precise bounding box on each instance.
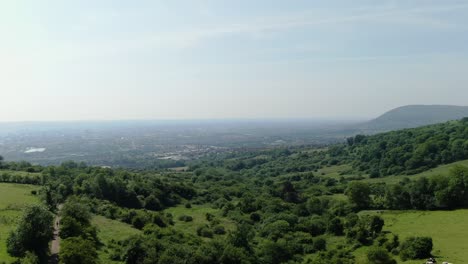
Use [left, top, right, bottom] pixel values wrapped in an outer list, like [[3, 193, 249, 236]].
[[250, 212, 261, 222], [197, 226, 214, 238], [312, 237, 327, 252], [213, 225, 226, 235], [178, 215, 193, 222], [399, 236, 433, 261], [366, 247, 397, 264], [60, 237, 98, 264]]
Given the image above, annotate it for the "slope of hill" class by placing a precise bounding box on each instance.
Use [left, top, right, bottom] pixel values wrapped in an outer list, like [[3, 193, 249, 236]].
[[362, 105, 468, 132], [346, 118, 468, 176]]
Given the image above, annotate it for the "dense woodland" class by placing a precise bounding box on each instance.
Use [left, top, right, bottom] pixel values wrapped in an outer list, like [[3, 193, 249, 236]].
[[1, 119, 468, 263]]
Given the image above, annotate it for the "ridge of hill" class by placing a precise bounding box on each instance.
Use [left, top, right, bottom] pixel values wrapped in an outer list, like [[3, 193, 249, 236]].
[[361, 105, 468, 132]]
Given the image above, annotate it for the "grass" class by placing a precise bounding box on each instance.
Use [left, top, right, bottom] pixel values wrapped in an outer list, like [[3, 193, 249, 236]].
[[365, 159, 468, 184], [92, 215, 141, 264], [0, 183, 40, 263], [316, 164, 356, 179], [164, 204, 236, 238], [355, 210, 468, 263]]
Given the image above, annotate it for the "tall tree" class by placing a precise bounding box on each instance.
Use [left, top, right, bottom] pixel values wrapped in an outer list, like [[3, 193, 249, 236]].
[[7, 205, 54, 263]]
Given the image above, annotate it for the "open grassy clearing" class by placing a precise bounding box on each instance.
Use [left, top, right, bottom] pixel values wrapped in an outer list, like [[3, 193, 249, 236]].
[[0, 183, 40, 263], [316, 164, 356, 179], [92, 215, 141, 264], [354, 210, 468, 263], [318, 159, 468, 185], [164, 204, 236, 238], [364, 159, 468, 184]]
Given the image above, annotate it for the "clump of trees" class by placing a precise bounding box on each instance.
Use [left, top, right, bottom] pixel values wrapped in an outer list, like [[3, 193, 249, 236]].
[[399, 237, 433, 261], [59, 198, 99, 264], [7, 205, 54, 263], [346, 119, 468, 176]]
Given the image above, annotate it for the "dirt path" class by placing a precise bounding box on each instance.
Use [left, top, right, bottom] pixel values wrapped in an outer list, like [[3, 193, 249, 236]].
[[49, 205, 62, 264]]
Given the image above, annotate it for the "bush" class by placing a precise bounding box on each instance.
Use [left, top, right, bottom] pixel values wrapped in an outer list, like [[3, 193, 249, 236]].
[[20, 251, 39, 264], [7, 205, 54, 261], [60, 237, 98, 264], [399, 236, 433, 261], [213, 225, 226, 235], [250, 212, 261, 222], [366, 247, 396, 264], [312, 237, 327, 252], [197, 226, 214, 238], [178, 215, 193, 222]]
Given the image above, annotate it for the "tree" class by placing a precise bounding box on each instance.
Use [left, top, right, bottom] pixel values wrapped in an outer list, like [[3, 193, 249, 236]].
[[123, 236, 147, 264], [399, 236, 433, 261], [20, 251, 40, 264], [346, 182, 371, 210], [281, 181, 300, 203], [367, 216, 384, 236], [60, 237, 98, 264], [229, 223, 254, 250], [7, 205, 54, 262], [327, 217, 344, 236], [144, 195, 162, 211], [61, 199, 91, 226], [366, 247, 396, 264]]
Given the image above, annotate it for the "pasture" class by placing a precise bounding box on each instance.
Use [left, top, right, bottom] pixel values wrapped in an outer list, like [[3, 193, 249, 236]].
[[92, 215, 141, 264], [0, 183, 40, 263], [164, 204, 236, 238], [355, 210, 468, 263]]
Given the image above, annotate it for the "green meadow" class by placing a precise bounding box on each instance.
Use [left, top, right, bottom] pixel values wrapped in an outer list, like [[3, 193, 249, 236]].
[[0, 183, 40, 263], [353, 209, 468, 263], [382, 210, 468, 263], [164, 204, 237, 238], [92, 215, 142, 264]]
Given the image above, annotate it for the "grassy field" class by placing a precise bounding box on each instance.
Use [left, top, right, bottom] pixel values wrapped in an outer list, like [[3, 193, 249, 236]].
[[164, 204, 236, 238], [316, 164, 357, 179], [92, 215, 141, 264], [355, 210, 468, 263], [365, 159, 468, 184], [0, 183, 40, 263]]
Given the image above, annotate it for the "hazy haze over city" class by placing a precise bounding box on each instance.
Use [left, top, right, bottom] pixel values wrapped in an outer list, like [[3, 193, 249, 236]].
[[1, 0, 468, 122]]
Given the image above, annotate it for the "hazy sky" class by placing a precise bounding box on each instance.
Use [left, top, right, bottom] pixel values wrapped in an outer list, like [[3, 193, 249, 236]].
[[1, 0, 468, 121]]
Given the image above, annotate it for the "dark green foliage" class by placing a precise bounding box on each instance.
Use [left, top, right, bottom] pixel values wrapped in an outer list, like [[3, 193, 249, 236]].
[[60, 199, 98, 244], [366, 247, 397, 264], [144, 195, 162, 211], [383, 166, 468, 210], [399, 236, 433, 261], [197, 226, 214, 238], [7, 205, 54, 262], [345, 215, 384, 245], [327, 217, 344, 236], [60, 237, 98, 264], [213, 225, 226, 235], [178, 215, 193, 222], [258, 239, 294, 264], [307, 248, 355, 264], [346, 181, 371, 210], [20, 251, 40, 264], [229, 223, 254, 250], [346, 120, 468, 175]]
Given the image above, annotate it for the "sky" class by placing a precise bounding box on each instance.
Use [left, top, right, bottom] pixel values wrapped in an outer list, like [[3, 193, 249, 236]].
[[1, 0, 468, 122]]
